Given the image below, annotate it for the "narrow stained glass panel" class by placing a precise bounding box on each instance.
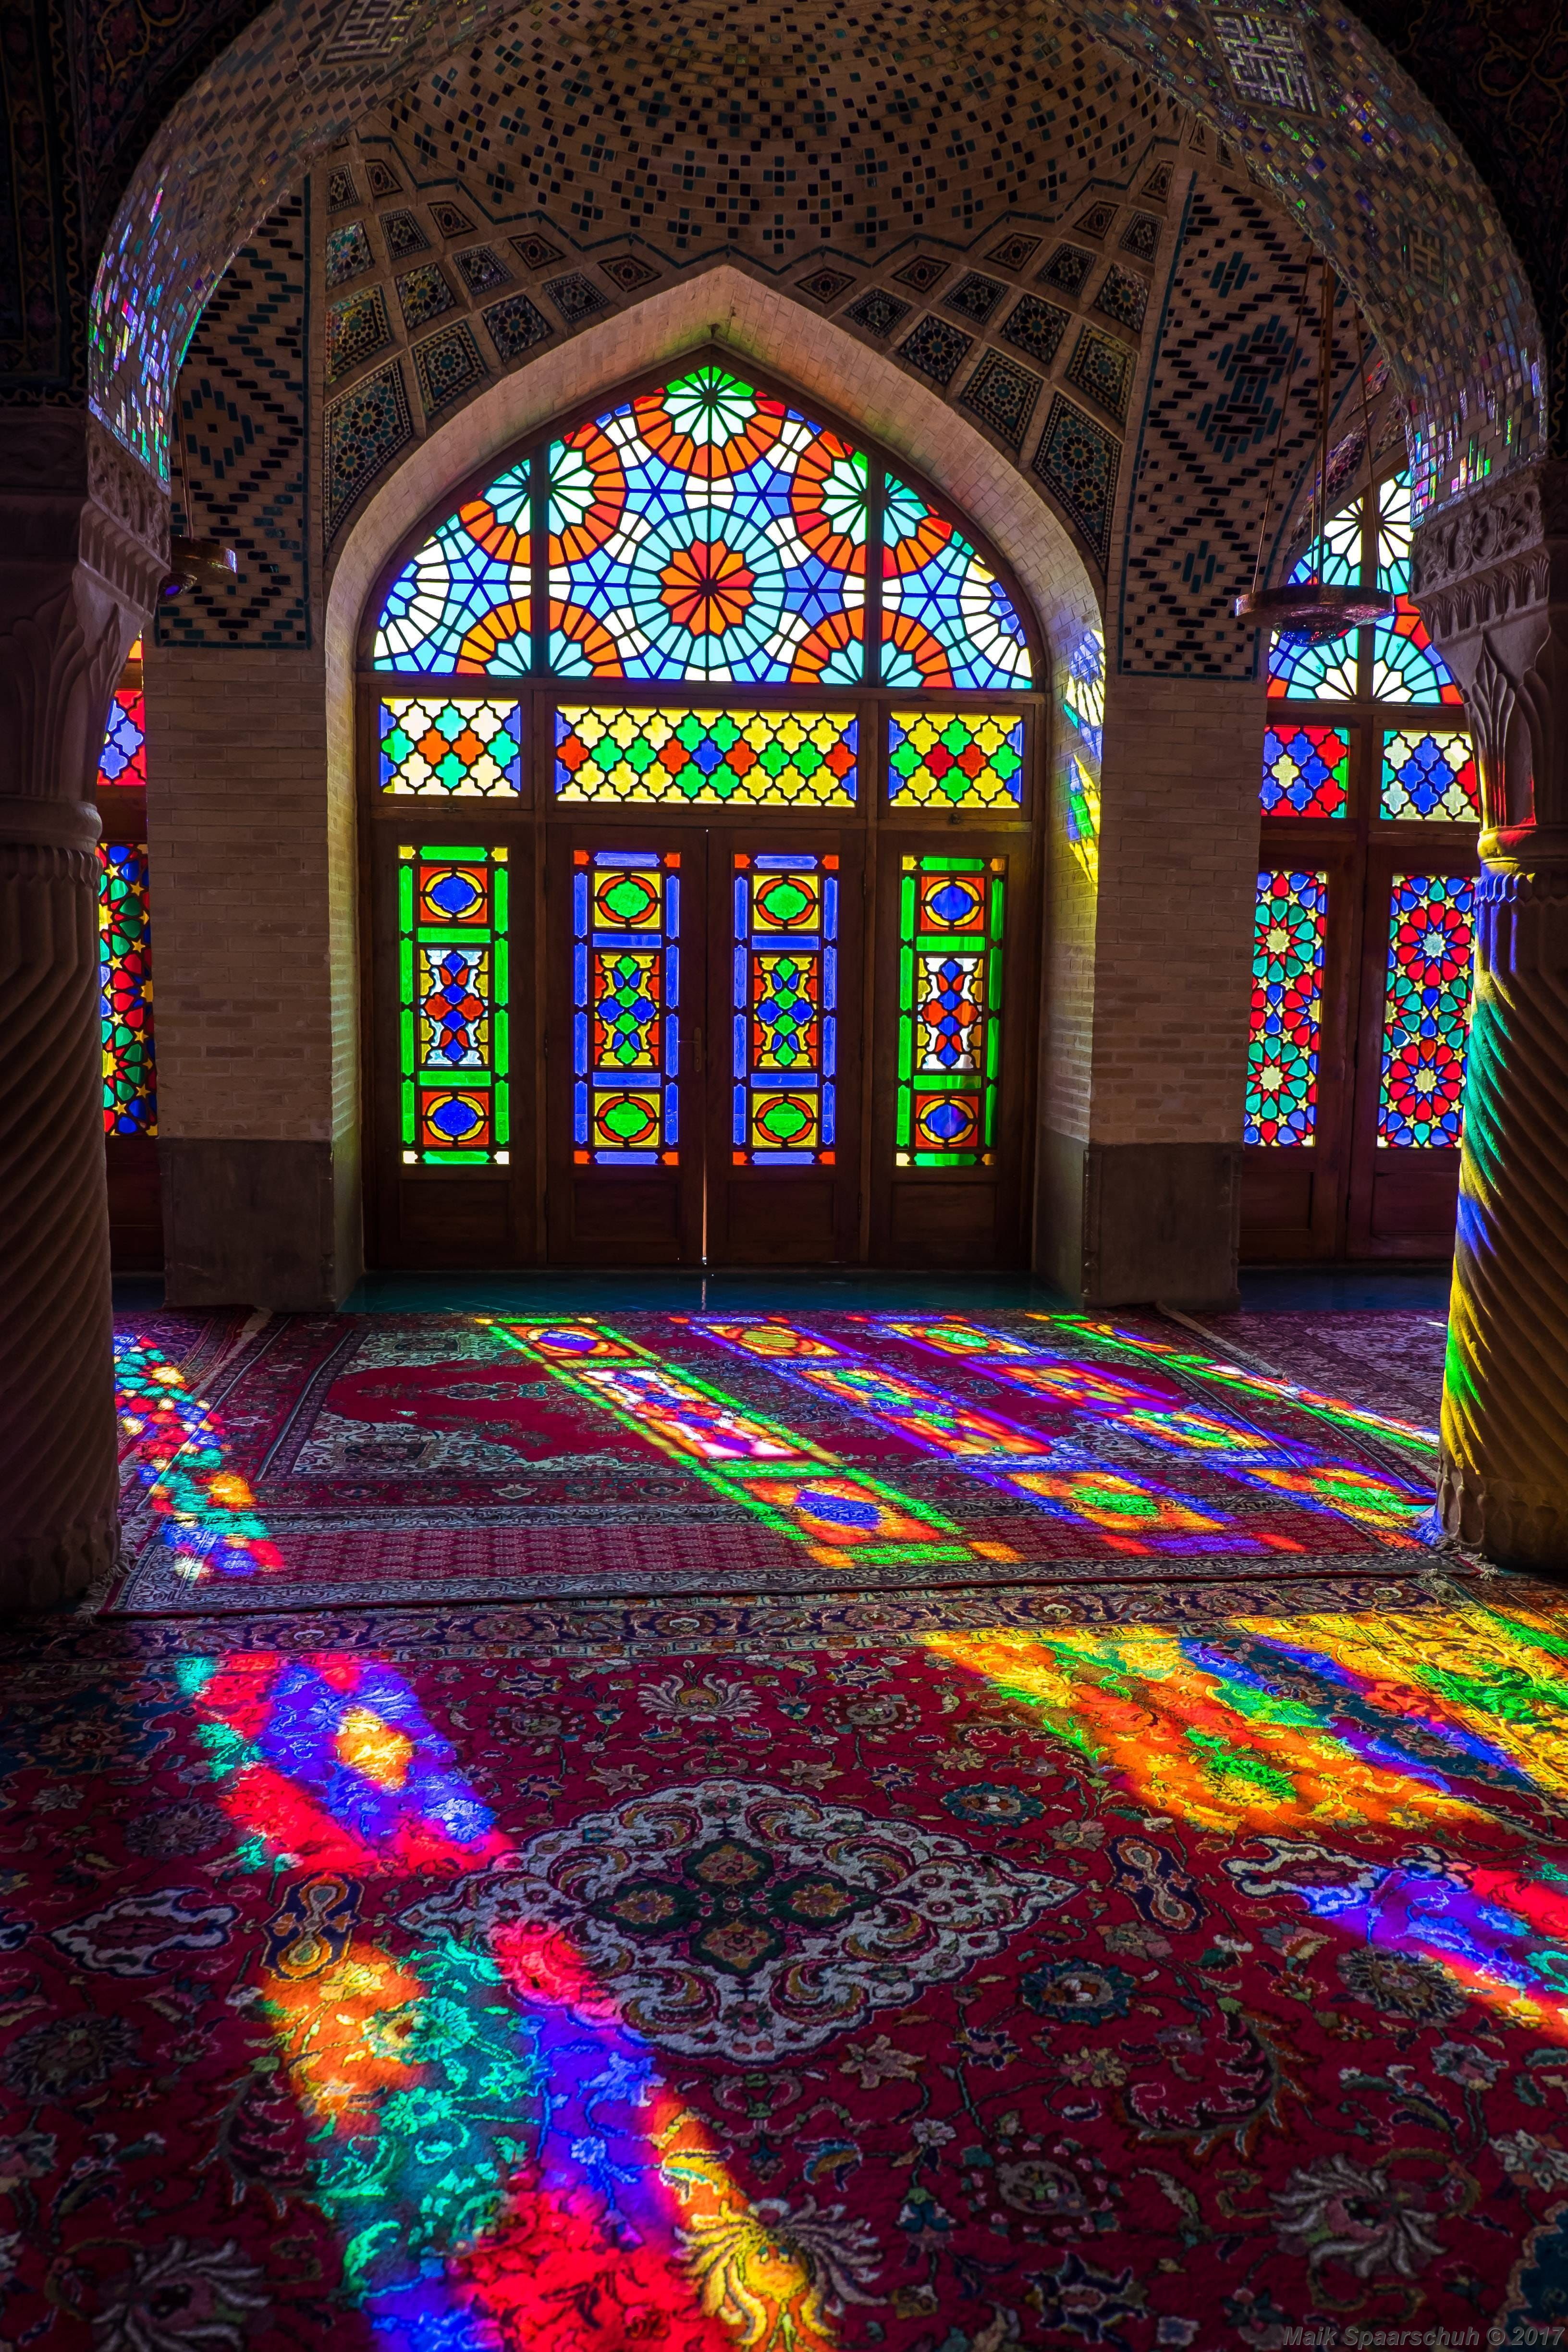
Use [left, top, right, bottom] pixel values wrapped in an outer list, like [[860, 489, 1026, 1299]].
[[555, 707, 857, 805], [99, 843, 155, 1136], [575, 849, 681, 1164], [1268, 629, 1358, 702], [380, 698, 523, 795], [896, 855, 1004, 1166], [548, 366, 868, 683], [1379, 874, 1474, 1147], [882, 473, 1033, 691], [733, 852, 837, 1165], [98, 689, 147, 790], [1374, 472, 1413, 593], [397, 845, 510, 1164], [1370, 597, 1465, 705], [1247, 870, 1327, 1146], [1381, 730, 1480, 822], [1261, 723, 1350, 818], [375, 463, 531, 671], [1289, 497, 1364, 589], [888, 710, 1024, 809]]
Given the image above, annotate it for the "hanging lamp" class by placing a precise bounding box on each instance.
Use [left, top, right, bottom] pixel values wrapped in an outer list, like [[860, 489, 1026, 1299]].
[[1234, 259, 1392, 646]]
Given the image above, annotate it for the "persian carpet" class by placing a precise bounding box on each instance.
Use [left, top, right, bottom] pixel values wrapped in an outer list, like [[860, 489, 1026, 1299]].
[[109, 1306, 1446, 1615], [1194, 1308, 1448, 1431], [3, 1574, 1568, 2349]]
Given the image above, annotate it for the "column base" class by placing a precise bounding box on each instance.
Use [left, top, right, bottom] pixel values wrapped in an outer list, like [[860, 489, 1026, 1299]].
[[1036, 1133, 1241, 1308], [160, 1138, 361, 1309], [0, 1510, 120, 1611], [1438, 1460, 1568, 1576]]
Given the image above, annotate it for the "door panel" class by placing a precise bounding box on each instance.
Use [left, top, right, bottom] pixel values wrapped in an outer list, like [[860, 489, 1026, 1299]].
[[705, 830, 863, 1265], [546, 827, 703, 1264]]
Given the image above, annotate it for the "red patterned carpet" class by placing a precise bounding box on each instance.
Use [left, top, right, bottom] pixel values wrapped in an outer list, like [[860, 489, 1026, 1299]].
[[8, 1304, 1567, 2348]]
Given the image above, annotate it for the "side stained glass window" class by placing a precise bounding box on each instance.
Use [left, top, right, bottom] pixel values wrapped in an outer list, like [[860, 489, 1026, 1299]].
[[882, 474, 1031, 691], [380, 698, 523, 795], [1261, 723, 1350, 818], [98, 690, 147, 790], [398, 845, 510, 1164], [1246, 870, 1327, 1146], [99, 843, 155, 1135], [375, 464, 531, 671], [896, 856, 1004, 1166], [887, 711, 1024, 809], [1379, 875, 1474, 1147], [575, 849, 681, 1164], [1381, 730, 1479, 822], [733, 853, 837, 1165], [1369, 600, 1465, 705], [1269, 631, 1357, 702], [555, 709, 857, 805]]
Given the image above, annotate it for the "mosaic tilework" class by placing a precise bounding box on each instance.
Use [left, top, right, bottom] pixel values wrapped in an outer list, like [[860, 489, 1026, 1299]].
[[602, 256, 660, 293], [1143, 163, 1175, 200], [1076, 201, 1118, 238], [898, 317, 973, 386], [1033, 396, 1120, 566], [1065, 325, 1135, 421], [325, 223, 373, 289], [894, 258, 948, 294], [945, 274, 1005, 324], [157, 196, 309, 650], [1039, 245, 1094, 294], [453, 246, 512, 295], [327, 167, 357, 211], [1093, 265, 1149, 333], [383, 211, 431, 260], [482, 293, 553, 361], [413, 322, 488, 416], [797, 268, 855, 303], [513, 235, 565, 270], [430, 202, 476, 238], [1001, 294, 1070, 368], [398, 265, 455, 330], [1118, 212, 1161, 263], [325, 361, 414, 541], [367, 159, 403, 198], [846, 289, 911, 339], [958, 351, 1043, 450], [544, 273, 610, 325], [986, 233, 1041, 270], [325, 284, 392, 386]]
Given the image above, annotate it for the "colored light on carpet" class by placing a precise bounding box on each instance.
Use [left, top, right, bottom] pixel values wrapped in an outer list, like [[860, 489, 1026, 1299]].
[[116, 1336, 282, 1579]]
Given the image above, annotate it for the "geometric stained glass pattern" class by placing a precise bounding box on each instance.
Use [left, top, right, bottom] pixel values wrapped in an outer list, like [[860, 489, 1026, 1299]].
[[882, 474, 1031, 690], [375, 461, 531, 671], [732, 851, 838, 1164], [98, 689, 147, 789], [1246, 870, 1327, 1147], [896, 855, 1004, 1167], [397, 845, 510, 1164], [1260, 723, 1350, 818], [98, 843, 155, 1136], [380, 699, 523, 795], [1378, 874, 1474, 1148], [1268, 627, 1358, 702], [555, 708, 857, 806], [1380, 730, 1480, 822], [1370, 598, 1465, 705], [548, 367, 869, 684], [887, 711, 1024, 809], [574, 848, 681, 1164]]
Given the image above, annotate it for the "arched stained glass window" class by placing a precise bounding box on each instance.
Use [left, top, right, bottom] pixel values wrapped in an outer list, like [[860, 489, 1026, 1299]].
[[371, 364, 1033, 695]]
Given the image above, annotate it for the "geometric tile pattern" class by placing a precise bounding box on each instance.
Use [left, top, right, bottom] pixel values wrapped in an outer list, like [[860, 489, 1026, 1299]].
[[846, 289, 912, 338], [157, 196, 310, 649], [1039, 245, 1095, 294], [453, 246, 513, 295], [482, 293, 553, 362], [397, 265, 455, 330], [1093, 265, 1149, 333], [1001, 294, 1070, 368], [944, 274, 1006, 324], [898, 316, 973, 385], [325, 222, 373, 288], [1033, 395, 1120, 566], [325, 360, 414, 541], [1064, 325, 1135, 421], [959, 350, 1043, 450], [412, 322, 488, 416], [326, 285, 392, 386]]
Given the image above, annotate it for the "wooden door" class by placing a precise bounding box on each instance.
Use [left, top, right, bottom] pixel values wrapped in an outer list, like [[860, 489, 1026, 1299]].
[[703, 828, 864, 1265]]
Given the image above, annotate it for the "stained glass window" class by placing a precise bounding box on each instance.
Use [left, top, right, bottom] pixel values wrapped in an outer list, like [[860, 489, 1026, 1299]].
[[1378, 875, 1474, 1147], [1290, 502, 1362, 589], [1261, 723, 1350, 818], [397, 845, 510, 1163], [1380, 730, 1479, 822], [574, 848, 681, 1164], [99, 843, 155, 1135], [555, 708, 857, 805], [1374, 473, 1412, 591], [732, 852, 837, 1164], [1370, 599, 1464, 705], [98, 689, 147, 790], [896, 855, 1004, 1166], [380, 698, 523, 795], [1246, 870, 1327, 1146], [375, 463, 531, 671], [887, 711, 1024, 809], [882, 474, 1031, 691], [1268, 630, 1358, 702]]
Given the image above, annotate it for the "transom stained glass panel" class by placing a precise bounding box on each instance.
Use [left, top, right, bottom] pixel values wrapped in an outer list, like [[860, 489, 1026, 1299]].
[[1246, 870, 1327, 1146], [380, 698, 523, 795], [1380, 730, 1479, 822], [548, 368, 868, 683], [1378, 874, 1474, 1148], [375, 464, 530, 671], [397, 845, 510, 1164], [733, 853, 837, 1164], [555, 708, 857, 805], [575, 849, 681, 1164], [1268, 629, 1358, 702], [99, 843, 155, 1136], [882, 474, 1031, 691], [1261, 723, 1350, 818], [1370, 599, 1465, 705], [888, 711, 1024, 809], [897, 855, 1004, 1166], [98, 690, 147, 790]]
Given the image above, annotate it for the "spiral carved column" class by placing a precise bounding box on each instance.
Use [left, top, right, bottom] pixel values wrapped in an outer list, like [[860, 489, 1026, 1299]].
[[1416, 459, 1568, 1571], [0, 416, 166, 1609]]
